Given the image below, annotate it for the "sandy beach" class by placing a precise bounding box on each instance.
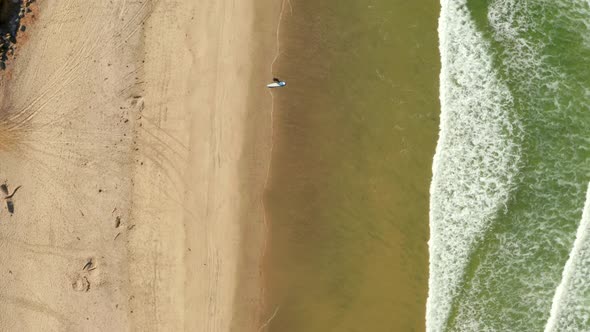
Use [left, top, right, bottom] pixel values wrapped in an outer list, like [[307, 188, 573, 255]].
[[0, 0, 277, 331]]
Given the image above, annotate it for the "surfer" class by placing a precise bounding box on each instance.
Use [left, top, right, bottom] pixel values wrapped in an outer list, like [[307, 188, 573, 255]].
[[267, 77, 286, 88]]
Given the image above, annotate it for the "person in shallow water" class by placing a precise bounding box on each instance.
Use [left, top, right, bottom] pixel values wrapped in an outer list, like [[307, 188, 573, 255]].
[[267, 77, 286, 88]]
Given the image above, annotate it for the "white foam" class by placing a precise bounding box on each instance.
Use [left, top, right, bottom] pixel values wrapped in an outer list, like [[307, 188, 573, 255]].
[[544, 183, 590, 332], [447, 0, 590, 329], [427, 0, 522, 330]]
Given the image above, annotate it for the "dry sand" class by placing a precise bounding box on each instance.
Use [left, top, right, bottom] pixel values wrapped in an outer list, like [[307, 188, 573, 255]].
[[0, 0, 279, 331]]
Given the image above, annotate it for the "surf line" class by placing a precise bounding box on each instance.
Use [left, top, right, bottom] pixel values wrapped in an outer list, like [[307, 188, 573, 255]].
[[544, 182, 590, 332], [258, 0, 292, 330]]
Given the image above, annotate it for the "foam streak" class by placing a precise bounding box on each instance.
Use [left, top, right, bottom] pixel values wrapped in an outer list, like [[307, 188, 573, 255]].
[[427, 0, 521, 330], [545, 183, 590, 332]]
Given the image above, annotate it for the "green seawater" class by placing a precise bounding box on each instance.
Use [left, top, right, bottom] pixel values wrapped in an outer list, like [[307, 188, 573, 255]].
[[428, 1, 590, 331], [264, 1, 440, 331]]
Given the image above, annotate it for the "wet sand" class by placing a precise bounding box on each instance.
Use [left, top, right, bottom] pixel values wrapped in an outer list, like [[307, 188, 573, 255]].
[[0, 0, 275, 331]]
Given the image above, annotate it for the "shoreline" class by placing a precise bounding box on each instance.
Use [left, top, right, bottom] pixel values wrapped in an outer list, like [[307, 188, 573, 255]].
[[258, 0, 289, 326], [231, 0, 283, 330], [232, 0, 287, 330]]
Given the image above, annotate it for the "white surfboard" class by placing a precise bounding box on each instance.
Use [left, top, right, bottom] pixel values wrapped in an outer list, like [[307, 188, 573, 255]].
[[267, 81, 286, 88]]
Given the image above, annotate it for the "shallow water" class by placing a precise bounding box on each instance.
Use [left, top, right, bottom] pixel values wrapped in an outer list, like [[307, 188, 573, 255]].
[[264, 1, 440, 331]]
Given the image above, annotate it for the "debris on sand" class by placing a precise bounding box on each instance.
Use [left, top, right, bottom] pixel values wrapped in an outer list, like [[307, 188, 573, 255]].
[[1, 183, 20, 214], [0, 0, 37, 70], [82, 258, 95, 271]]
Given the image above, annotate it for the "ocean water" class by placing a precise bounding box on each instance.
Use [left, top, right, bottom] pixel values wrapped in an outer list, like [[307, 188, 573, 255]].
[[263, 0, 439, 331], [428, 0, 590, 331]]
